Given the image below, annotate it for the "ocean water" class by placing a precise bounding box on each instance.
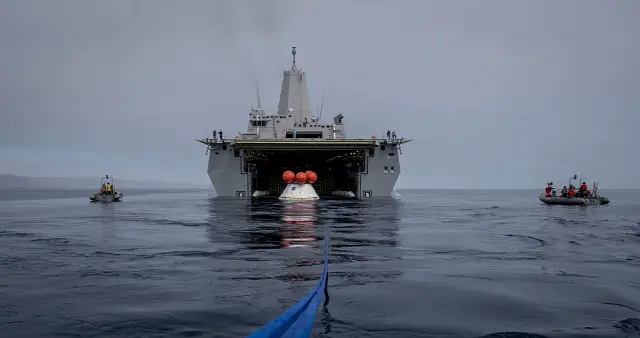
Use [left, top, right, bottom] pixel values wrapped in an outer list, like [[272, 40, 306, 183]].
[[1, 189, 640, 338]]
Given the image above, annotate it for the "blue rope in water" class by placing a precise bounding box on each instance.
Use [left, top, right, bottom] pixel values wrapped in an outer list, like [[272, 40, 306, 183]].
[[247, 230, 329, 338]]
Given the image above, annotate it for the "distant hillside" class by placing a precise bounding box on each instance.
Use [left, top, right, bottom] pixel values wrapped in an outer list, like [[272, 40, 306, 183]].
[[0, 174, 209, 189]]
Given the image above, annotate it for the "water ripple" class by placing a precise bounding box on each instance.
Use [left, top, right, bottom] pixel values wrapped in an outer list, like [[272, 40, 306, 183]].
[[1, 189, 640, 337]]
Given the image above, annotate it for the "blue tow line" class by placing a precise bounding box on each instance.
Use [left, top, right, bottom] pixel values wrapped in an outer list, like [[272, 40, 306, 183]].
[[247, 230, 330, 338]]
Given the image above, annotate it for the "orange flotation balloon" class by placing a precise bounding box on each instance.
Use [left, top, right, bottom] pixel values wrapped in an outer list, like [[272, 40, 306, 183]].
[[295, 172, 307, 184], [282, 170, 295, 183], [305, 170, 317, 184]]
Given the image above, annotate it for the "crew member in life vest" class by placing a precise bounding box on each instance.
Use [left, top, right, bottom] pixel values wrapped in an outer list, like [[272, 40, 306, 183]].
[[579, 182, 590, 197], [544, 182, 556, 197], [568, 185, 576, 197], [560, 186, 568, 197]]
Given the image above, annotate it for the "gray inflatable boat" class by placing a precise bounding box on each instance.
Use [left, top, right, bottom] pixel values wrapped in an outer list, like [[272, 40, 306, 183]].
[[539, 194, 609, 205], [89, 175, 123, 203]]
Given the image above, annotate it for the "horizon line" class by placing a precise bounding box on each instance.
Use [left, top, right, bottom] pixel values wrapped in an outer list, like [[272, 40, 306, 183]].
[[0, 173, 207, 185], [395, 188, 637, 190], [2, 174, 634, 190], [1, 187, 636, 191]]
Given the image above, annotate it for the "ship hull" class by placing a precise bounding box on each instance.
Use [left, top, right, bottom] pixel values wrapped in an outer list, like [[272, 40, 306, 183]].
[[206, 142, 249, 198], [205, 139, 402, 198], [199, 48, 410, 197]]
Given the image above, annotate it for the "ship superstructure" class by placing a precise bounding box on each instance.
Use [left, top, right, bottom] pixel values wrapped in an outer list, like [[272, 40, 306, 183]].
[[196, 47, 411, 198]]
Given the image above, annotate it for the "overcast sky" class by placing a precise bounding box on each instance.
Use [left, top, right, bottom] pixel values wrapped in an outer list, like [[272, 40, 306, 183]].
[[1, 0, 638, 188]]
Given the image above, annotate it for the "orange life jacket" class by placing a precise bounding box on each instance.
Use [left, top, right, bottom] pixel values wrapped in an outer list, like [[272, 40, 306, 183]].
[[568, 189, 575, 197]]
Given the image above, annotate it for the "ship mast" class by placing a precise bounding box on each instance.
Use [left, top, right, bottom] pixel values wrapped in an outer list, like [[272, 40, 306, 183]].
[[292, 46, 297, 71], [255, 84, 262, 109], [277, 46, 310, 119]]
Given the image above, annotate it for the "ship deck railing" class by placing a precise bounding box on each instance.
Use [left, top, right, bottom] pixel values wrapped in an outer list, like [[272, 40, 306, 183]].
[[377, 137, 412, 146], [196, 137, 412, 150]]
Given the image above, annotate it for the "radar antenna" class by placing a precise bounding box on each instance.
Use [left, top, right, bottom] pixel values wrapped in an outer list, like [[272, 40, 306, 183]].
[[255, 84, 262, 108], [291, 46, 297, 71], [317, 92, 325, 122]]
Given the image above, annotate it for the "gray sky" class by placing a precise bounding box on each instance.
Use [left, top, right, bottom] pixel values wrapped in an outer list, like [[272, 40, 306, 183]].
[[1, 0, 638, 188]]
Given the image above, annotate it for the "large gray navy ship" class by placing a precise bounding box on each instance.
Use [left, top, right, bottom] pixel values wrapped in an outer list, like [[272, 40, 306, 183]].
[[196, 47, 411, 198]]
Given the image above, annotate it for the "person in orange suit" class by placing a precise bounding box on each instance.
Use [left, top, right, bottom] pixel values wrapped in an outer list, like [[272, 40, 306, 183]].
[[579, 182, 590, 197]]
